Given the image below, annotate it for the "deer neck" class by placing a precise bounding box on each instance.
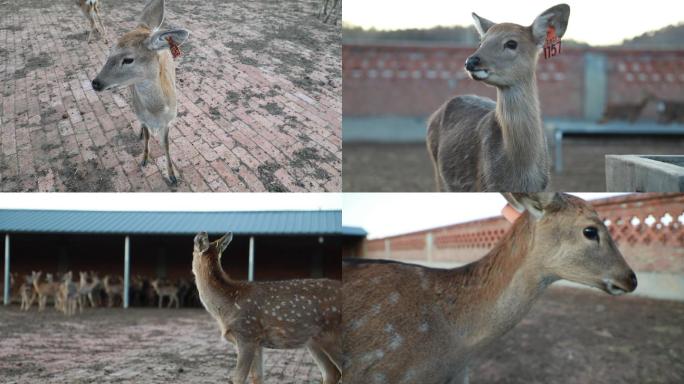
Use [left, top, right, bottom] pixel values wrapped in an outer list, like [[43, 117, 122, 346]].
[[494, 77, 543, 165], [438, 215, 554, 347], [192, 253, 243, 298], [131, 52, 176, 114]]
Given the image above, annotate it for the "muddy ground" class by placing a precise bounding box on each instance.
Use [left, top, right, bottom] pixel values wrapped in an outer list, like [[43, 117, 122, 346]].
[[0, 308, 322, 383], [1, 287, 682, 383], [343, 136, 684, 192]]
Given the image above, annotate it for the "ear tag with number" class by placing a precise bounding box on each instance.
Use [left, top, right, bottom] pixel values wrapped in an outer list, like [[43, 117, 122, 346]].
[[543, 25, 561, 59]]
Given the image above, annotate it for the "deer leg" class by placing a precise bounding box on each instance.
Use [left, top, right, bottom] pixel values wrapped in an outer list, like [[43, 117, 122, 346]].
[[306, 340, 341, 384], [87, 17, 96, 42], [231, 341, 257, 384], [141, 125, 150, 166], [158, 295, 163, 309], [249, 346, 263, 384], [162, 128, 177, 185], [95, 6, 107, 42]]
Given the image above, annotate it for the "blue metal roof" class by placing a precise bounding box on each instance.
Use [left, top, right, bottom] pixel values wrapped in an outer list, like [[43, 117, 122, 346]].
[[0, 209, 355, 236], [341, 226, 367, 237]]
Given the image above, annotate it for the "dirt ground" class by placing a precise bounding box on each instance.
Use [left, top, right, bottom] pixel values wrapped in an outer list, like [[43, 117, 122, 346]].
[[0, 0, 341, 192], [1, 288, 681, 383], [0, 308, 323, 384], [343, 136, 684, 192], [470, 287, 684, 384]]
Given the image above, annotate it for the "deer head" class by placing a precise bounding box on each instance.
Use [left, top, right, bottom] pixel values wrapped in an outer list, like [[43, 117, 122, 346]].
[[91, 0, 189, 92], [503, 193, 637, 295], [193, 232, 233, 261], [466, 4, 570, 87]]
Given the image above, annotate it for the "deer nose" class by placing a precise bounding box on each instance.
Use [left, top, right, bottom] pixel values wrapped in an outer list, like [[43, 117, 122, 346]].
[[465, 56, 481, 71], [91, 79, 103, 92], [628, 271, 638, 291]]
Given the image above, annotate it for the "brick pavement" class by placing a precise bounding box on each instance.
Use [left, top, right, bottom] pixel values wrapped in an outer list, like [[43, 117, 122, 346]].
[[0, 0, 341, 191]]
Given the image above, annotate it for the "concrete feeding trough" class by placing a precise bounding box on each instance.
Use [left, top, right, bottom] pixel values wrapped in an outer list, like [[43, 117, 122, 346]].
[[606, 155, 684, 192]]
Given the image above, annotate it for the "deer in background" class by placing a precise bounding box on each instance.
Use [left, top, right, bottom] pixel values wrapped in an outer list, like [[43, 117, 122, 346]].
[[76, 0, 107, 42], [103, 275, 124, 307], [342, 193, 637, 384], [78, 271, 100, 310], [656, 99, 684, 124], [32, 272, 61, 311], [91, 0, 189, 185], [427, 4, 571, 192], [20, 274, 37, 311], [59, 271, 80, 316], [151, 279, 180, 308], [193, 232, 341, 384], [599, 93, 655, 123]]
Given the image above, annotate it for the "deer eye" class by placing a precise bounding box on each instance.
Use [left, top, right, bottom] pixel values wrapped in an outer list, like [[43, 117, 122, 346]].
[[122, 58, 134, 65], [583, 226, 599, 242], [504, 40, 518, 50]]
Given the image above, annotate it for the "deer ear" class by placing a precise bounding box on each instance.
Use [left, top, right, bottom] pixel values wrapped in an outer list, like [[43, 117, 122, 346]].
[[531, 4, 570, 46], [146, 29, 190, 51], [140, 0, 165, 30], [472, 12, 496, 37], [217, 232, 234, 253], [502, 193, 558, 219]]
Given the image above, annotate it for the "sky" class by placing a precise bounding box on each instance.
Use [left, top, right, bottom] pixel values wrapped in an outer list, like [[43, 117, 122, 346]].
[[343, 0, 684, 46], [343, 193, 627, 239], [0, 193, 342, 212]]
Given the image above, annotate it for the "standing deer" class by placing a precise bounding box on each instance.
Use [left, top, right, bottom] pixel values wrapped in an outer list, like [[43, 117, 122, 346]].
[[59, 271, 80, 316], [76, 0, 107, 42], [103, 275, 124, 307], [78, 271, 100, 310], [599, 93, 655, 123], [342, 193, 637, 384], [91, 0, 189, 185], [192, 232, 341, 384], [20, 273, 37, 311], [32, 272, 61, 311], [151, 279, 180, 308], [427, 4, 571, 192]]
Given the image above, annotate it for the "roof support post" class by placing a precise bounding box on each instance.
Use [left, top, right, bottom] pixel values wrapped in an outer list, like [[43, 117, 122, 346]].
[[124, 235, 130, 309], [248, 236, 255, 282], [3, 234, 9, 306]]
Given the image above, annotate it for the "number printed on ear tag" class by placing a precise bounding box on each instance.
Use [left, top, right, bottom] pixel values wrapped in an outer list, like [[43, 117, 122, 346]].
[[544, 26, 561, 59]]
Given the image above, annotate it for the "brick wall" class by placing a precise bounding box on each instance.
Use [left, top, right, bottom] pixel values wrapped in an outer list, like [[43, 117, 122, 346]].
[[361, 193, 684, 274], [343, 44, 684, 119]]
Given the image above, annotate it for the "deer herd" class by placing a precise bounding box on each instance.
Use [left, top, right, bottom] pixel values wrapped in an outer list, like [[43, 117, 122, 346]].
[[10, 270, 190, 315]]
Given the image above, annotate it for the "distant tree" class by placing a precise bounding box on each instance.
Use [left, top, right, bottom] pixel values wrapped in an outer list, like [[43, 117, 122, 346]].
[[622, 23, 684, 49]]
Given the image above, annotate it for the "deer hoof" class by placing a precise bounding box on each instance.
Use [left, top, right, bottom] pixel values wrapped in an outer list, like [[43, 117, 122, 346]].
[[141, 158, 148, 167], [169, 175, 177, 185]]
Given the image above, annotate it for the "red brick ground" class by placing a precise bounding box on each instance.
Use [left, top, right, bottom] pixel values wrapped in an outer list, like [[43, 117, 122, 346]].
[[0, 0, 341, 192]]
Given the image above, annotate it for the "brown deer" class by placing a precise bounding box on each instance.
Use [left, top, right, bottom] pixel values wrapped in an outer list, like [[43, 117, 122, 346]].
[[59, 271, 80, 316], [103, 275, 124, 307], [342, 193, 637, 384], [91, 0, 189, 185], [32, 272, 61, 311], [20, 273, 37, 311], [76, 0, 107, 42], [427, 4, 571, 192], [192, 232, 341, 384], [151, 279, 180, 308], [599, 93, 655, 123], [656, 99, 684, 124]]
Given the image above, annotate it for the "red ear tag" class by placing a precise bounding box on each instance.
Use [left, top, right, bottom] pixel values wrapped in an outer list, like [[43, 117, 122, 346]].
[[543, 25, 561, 59], [166, 36, 182, 59], [502, 204, 522, 224]]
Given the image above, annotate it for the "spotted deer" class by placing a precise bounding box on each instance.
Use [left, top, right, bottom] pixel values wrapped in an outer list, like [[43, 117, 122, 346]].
[[32, 272, 61, 311], [91, 0, 189, 185], [342, 193, 637, 384], [427, 4, 570, 192], [103, 275, 124, 307], [151, 279, 180, 308], [76, 0, 107, 42], [192, 232, 341, 384]]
